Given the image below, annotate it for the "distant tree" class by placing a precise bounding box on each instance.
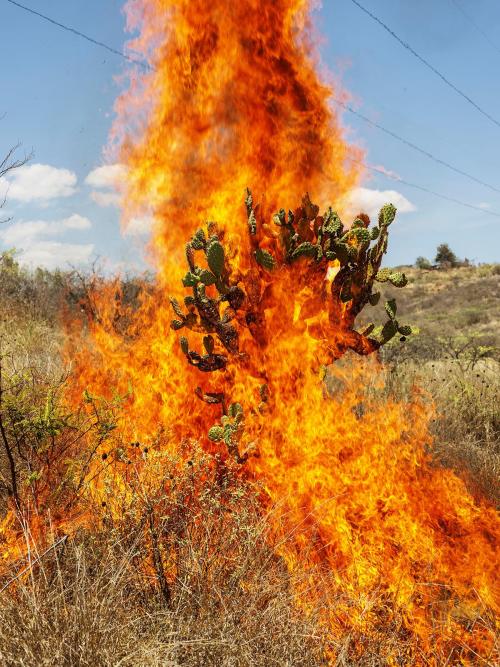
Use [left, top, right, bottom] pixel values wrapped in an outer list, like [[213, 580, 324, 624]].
[[415, 256, 432, 270], [435, 243, 458, 268]]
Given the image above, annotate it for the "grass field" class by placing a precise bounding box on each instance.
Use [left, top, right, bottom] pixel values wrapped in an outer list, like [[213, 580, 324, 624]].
[[0, 253, 498, 665]]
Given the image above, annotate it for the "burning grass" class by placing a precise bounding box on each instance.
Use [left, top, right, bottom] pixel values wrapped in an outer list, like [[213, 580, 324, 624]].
[[0, 441, 331, 666]]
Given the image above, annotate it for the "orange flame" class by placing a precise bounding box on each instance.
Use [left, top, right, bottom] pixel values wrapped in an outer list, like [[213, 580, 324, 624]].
[[114, 0, 362, 274], [5, 1, 497, 664]]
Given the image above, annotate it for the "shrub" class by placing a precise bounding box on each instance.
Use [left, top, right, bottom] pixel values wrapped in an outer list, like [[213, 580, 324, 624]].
[[415, 256, 432, 270]]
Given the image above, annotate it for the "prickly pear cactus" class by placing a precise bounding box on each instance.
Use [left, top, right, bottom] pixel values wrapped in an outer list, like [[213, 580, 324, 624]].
[[170, 190, 416, 461]]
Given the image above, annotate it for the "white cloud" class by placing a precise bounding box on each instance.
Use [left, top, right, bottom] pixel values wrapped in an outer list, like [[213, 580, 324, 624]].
[[17, 242, 94, 270], [124, 215, 155, 236], [344, 187, 416, 222], [0, 164, 77, 202], [86, 164, 126, 208], [0, 214, 91, 246], [477, 202, 491, 210], [85, 164, 127, 189], [90, 190, 122, 208], [0, 214, 93, 269]]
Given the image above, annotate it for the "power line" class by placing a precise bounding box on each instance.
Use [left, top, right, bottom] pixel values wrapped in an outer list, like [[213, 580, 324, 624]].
[[348, 0, 500, 130], [450, 0, 500, 56], [349, 158, 500, 218], [333, 98, 500, 194], [5, 0, 153, 72], [6, 0, 499, 219]]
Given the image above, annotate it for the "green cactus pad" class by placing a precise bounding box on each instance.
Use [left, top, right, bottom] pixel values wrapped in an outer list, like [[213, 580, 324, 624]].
[[369, 292, 381, 306], [375, 268, 392, 283], [207, 241, 225, 277], [170, 298, 184, 319], [388, 272, 408, 288], [381, 319, 398, 342], [228, 402, 243, 417], [379, 204, 397, 227], [179, 336, 189, 355], [195, 228, 206, 243], [290, 242, 318, 261], [385, 299, 397, 320], [352, 227, 371, 243], [255, 247, 276, 270], [351, 218, 365, 229], [273, 209, 286, 226], [199, 269, 217, 286], [322, 208, 343, 235], [182, 272, 199, 287], [170, 319, 185, 331], [208, 426, 224, 442], [332, 242, 350, 263]]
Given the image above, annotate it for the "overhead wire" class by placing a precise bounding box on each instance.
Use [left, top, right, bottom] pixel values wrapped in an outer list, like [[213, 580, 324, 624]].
[[450, 0, 500, 56], [348, 0, 500, 129], [4, 0, 153, 72], [332, 97, 500, 194], [349, 159, 500, 218], [5, 0, 499, 218]]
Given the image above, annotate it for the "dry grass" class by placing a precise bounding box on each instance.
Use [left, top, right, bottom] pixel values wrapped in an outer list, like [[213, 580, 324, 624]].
[[0, 533, 174, 667], [0, 465, 329, 667], [382, 358, 500, 504]]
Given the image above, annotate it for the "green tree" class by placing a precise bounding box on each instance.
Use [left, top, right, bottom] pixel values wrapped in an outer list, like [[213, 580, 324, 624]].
[[435, 243, 458, 268]]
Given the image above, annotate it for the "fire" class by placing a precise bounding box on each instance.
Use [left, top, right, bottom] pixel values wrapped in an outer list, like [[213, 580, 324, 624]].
[[114, 0, 361, 274], [2, 0, 498, 664]]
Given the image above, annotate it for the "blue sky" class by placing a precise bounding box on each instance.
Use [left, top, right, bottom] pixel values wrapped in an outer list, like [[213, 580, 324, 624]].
[[0, 0, 499, 271]]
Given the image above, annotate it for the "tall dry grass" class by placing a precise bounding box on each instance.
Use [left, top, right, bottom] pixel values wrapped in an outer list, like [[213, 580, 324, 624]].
[[0, 456, 330, 666]]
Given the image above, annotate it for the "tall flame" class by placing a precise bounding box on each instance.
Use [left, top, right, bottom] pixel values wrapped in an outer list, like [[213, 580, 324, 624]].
[[115, 0, 361, 274], [62, 0, 500, 663]]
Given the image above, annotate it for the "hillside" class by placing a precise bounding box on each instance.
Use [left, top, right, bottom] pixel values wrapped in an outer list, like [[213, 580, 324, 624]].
[[361, 263, 500, 360]]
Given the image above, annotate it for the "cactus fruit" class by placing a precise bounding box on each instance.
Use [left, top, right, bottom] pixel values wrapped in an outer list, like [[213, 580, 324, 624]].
[[169, 191, 416, 462]]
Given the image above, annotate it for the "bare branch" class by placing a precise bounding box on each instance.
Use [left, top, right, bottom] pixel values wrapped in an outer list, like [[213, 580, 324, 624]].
[[0, 143, 33, 223], [0, 144, 32, 180]]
